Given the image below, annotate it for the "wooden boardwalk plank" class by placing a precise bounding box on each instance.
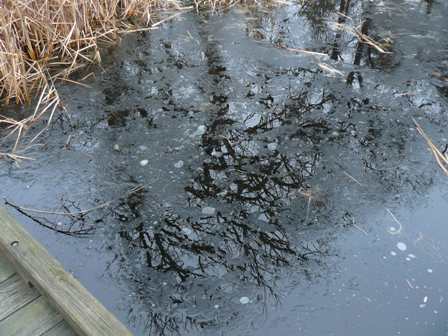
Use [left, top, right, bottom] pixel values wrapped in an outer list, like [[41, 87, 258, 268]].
[[0, 296, 62, 336], [0, 208, 132, 336], [42, 321, 77, 336], [0, 255, 15, 283], [0, 274, 40, 321]]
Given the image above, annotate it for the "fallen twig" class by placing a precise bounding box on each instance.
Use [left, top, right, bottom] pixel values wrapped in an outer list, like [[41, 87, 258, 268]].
[[4, 199, 94, 236], [4, 199, 111, 217], [3, 184, 146, 235]]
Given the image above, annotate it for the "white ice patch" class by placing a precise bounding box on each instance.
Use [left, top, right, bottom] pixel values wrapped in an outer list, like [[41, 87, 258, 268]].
[[239, 297, 250, 304], [192, 125, 206, 137], [390, 251, 397, 256], [396, 242, 407, 251], [423, 296, 428, 303], [244, 114, 261, 128], [257, 213, 269, 222], [267, 142, 278, 151], [427, 268, 433, 273], [181, 227, 192, 236], [140, 159, 149, 167], [211, 149, 222, 157], [408, 254, 416, 259], [202, 206, 216, 216], [174, 160, 184, 168], [248, 206, 259, 214]]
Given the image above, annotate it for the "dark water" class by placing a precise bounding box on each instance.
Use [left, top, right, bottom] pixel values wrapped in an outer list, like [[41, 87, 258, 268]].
[[1, 0, 448, 335]]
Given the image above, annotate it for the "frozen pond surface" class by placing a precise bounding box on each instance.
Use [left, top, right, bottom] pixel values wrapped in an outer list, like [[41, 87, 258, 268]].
[[1, 0, 448, 335]]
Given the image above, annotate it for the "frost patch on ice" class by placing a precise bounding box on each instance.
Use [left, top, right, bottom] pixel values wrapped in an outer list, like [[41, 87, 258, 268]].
[[202, 206, 216, 216], [140, 159, 149, 166], [390, 251, 397, 256], [427, 268, 433, 273], [239, 297, 250, 304], [192, 125, 206, 137], [396, 242, 407, 251], [211, 149, 222, 157], [267, 142, 278, 151], [258, 213, 269, 222], [174, 160, 184, 168], [244, 114, 261, 128], [182, 227, 192, 236]]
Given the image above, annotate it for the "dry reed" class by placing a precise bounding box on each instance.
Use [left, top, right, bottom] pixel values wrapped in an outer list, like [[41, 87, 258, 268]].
[[413, 118, 448, 176], [0, 0, 178, 105], [0, 0, 188, 157]]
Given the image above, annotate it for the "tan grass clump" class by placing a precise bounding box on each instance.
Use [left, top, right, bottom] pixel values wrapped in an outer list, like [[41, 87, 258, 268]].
[[414, 118, 448, 176], [0, 0, 176, 105]]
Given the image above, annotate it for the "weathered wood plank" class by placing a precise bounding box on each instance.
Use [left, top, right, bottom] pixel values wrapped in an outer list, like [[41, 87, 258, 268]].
[[0, 208, 133, 336], [0, 255, 15, 283], [42, 321, 77, 336], [0, 274, 40, 321], [0, 296, 62, 336]]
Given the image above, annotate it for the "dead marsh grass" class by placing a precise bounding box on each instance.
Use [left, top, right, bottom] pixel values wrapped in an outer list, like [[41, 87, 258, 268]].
[[0, 0, 189, 157], [0, 0, 175, 103]]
